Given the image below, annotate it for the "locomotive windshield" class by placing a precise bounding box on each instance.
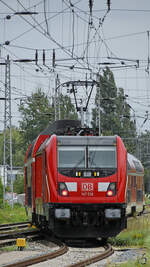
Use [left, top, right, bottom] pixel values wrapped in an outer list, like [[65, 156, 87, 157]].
[[57, 145, 117, 176], [58, 146, 85, 168], [88, 146, 116, 168]]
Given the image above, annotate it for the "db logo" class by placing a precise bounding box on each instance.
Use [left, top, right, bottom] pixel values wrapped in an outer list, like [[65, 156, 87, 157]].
[[81, 183, 93, 192]]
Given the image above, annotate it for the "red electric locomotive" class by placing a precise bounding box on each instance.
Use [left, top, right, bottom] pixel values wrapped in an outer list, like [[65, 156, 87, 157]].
[[25, 120, 144, 238]]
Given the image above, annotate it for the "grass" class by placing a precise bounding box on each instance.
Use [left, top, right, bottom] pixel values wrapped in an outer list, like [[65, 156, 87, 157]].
[[0, 245, 18, 252], [0, 202, 28, 224], [0, 198, 150, 266], [108, 212, 150, 267], [109, 215, 150, 247], [0, 203, 29, 252]]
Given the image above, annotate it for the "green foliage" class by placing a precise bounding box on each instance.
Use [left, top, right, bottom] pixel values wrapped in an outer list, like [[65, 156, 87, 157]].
[[109, 215, 150, 266], [0, 245, 18, 252], [0, 89, 78, 170], [0, 127, 25, 167], [13, 174, 25, 194], [0, 203, 27, 224], [19, 88, 54, 146], [59, 94, 78, 120], [109, 230, 145, 247], [109, 214, 150, 247], [92, 67, 137, 154], [19, 88, 78, 146]]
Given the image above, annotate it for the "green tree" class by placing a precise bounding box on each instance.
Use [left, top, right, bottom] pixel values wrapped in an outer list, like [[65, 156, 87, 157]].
[[13, 174, 25, 194], [59, 94, 78, 120], [0, 127, 25, 167], [19, 88, 78, 146], [92, 68, 137, 153], [19, 88, 54, 146]]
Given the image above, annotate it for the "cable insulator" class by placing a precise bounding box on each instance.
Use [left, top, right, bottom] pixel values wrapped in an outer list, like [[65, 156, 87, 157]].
[[6, 15, 11, 20], [5, 41, 10, 45], [107, 0, 111, 11], [35, 49, 38, 65], [43, 49, 45, 65], [52, 49, 55, 68], [89, 0, 93, 14]]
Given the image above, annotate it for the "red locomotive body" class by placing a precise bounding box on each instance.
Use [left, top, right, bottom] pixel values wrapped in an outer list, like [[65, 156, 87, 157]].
[[25, 120, 144, 238]]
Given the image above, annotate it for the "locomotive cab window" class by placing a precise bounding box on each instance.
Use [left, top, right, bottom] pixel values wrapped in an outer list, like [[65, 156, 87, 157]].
[[88, 146, 117, 168], [58, 146, 86, 168], [57, 144, 117, 177]]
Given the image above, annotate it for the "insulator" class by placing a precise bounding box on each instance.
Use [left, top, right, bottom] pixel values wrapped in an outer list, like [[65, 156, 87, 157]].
[[52, 49, 55, 68], [35, 49, 38, 65], [89, 0, 94, 14], [107, 0, 111, 11], [43, 49, 45, 65], [6, 15, 11, 20], [5, 41, 10, 45], [89, 0, 93, 9]]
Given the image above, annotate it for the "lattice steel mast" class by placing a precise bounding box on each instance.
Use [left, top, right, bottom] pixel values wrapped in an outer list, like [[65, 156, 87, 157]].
[[3, 55, 13, 207]]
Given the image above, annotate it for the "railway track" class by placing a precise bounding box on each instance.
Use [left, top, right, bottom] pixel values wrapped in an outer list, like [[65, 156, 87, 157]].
[[0, 229, 40, 248], [0, 234, 114, 267], [0, 237, 68, 267], [0, 222, 40, 248], [0, 221, 30, 228], [66, 243, 113, 267], [0, 221, 30, 233]]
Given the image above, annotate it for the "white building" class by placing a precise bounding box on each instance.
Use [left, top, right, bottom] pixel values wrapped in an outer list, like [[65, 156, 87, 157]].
[[0, 165, 23, 186]]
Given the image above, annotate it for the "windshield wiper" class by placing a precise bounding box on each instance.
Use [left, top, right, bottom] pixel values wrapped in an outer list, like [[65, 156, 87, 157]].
[[74, 156, 85, 168]]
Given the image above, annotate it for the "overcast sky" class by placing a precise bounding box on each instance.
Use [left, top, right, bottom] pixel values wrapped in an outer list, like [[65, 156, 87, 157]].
[[0, 0, 150, 134]]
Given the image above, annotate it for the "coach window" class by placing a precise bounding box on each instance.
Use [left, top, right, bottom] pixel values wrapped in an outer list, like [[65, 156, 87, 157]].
[[134, 176, 136, 187], [58, 146, 86, 168], [131, 176, 136, 187], [128, 176, 131, 188]]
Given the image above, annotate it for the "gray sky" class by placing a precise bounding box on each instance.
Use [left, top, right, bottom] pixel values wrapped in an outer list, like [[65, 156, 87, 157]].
[[0, 0, 150, 134]]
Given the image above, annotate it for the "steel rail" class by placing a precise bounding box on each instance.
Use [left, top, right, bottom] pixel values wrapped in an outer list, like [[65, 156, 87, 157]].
[[0, 229, 40, 241], [0, 223, 30, 232], [0, 222, 30, 228], [0, 233, 40, 248], [3, 238, 68, 267], [66, 243, 114, 267]]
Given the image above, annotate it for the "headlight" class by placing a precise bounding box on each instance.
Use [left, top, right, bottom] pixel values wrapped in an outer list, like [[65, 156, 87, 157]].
[[58, 182, 69, 196], [106, 182, 116, 196]]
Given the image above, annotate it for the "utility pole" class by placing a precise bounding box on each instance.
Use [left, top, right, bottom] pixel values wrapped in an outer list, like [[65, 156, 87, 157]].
[[98, 85, 101, 136], [1, 55, 36, 207], [3, 55, 13, 207]]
